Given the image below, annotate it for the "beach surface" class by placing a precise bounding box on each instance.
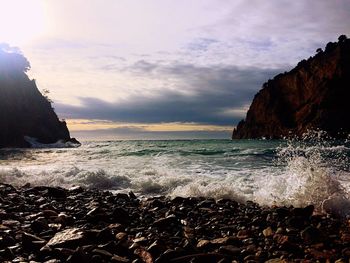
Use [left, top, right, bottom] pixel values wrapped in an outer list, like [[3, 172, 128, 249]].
[[1, 183, 350, 262]]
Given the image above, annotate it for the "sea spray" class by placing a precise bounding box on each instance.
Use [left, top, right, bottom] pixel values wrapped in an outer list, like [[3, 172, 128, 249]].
[[254, 131, 350, 215]]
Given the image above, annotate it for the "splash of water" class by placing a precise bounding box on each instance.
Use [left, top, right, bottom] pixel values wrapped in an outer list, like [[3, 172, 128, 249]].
[[254, 130, 350, 215]]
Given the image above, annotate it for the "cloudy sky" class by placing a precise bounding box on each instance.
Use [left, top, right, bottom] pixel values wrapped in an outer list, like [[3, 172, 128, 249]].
[[1, 0, 350, 139]]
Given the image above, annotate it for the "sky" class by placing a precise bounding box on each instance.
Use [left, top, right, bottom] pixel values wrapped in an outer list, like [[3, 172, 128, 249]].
[[0, 0, 350, 139]]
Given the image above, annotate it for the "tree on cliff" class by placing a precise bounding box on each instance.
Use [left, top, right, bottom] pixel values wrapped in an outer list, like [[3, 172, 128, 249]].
[[0, 44, 53, 107], [338, 35, 348, 43], [0, 43, 30, 74], [0, 43, 78, 147]]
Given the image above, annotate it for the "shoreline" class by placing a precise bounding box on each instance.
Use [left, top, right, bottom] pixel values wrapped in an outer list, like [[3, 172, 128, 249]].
[[1, 183, 350, 262]]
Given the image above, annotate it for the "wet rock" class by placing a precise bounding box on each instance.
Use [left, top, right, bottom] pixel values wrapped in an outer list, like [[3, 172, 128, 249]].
[[47, 228, 85, 248], [22, 232, 46, 250], [116, 193, 130, 201], [128, 191, 137, 200], [96, 227, 114, 242], [44, 186, 67, 199], [147, 240, 165, 258], [263, 227, 274, 237], [66, 247, 89, 262], [111, 254, 130, 262], [2, 220, 20, 227], [134, 248, 154, 263], [41, 210, 59, 218], [115, 232, 128, 241], [31, 217, 49, 233], [0, 247, 15, 260], [218, 245, 241, 256], [286, 216, 305, 229], [301, 226, 323, 244], [153, 214, 178, 229], [68, 185, 84, 194], [265, 259, 287, 263], [211, 237, 234, 245], [342, 247, 350, 258], [237, 229, 250, 239], [196, 239, 211, 249], [112, 207, 130, 224], [92, 248, 113, 258], [1, 183, 350, 262]]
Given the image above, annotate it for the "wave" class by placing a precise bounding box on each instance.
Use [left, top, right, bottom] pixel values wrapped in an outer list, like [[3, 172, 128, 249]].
[[254, 132, 350, 216], [1, 136, 349, 216], [24, 136, 80, 148]]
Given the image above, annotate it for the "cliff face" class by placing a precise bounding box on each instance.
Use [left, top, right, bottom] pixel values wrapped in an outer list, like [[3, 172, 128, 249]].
[[0, 45, 76, 148], [232, 36, 350, 139]]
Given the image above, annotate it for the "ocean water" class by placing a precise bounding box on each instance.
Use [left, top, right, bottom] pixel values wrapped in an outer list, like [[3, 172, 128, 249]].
[[0, 135, 349, 213]]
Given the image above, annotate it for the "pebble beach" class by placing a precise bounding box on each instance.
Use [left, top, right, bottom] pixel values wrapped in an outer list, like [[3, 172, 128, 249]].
[[1, 183, 350, 263]]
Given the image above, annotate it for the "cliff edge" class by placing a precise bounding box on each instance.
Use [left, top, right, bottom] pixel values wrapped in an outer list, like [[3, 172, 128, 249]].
[[0, 44, 79, 148], [232, 35, 350, 139]]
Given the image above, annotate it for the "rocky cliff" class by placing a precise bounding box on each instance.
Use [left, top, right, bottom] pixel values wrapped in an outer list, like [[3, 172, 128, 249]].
[[0, 44, 78, 148], [232, 35, 350, 139]]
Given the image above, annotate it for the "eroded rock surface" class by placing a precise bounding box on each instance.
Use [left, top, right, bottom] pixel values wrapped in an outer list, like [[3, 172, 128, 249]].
[[0, 44, 78, 148], [232, 36, 350, 139]]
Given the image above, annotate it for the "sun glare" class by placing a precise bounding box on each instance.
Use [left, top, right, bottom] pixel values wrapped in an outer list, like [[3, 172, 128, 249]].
[[0, 0, 45, 45]]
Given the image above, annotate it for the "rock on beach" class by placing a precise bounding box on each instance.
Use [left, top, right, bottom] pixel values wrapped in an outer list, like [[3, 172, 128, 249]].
[[1, 183, 350, 262]]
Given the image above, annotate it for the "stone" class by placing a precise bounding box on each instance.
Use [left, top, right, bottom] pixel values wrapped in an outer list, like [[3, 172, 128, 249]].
[[301, 226, 323, 244], [128, 191, 137, 199], [218, 245, 241, 256], [92, 248, 113, 258], [263, 227, 274, 237], [152, 215, 178, 229], [265, 259, 287, 263], [41, 210, 59, 218], [237, 229, 250, 239], [115, 232, 128, 241], [211, 237, 231, 245], [31, 217, 49, 233], [112, 207, 130, 224], [196, 239, 210, 249], [147, 240, 165, 258], [66, 247, 89, 262], [134, 248, 154, 263], [111, 255, 130, 262], [2, 220, 20, 227], [47, 228, 85, 248]]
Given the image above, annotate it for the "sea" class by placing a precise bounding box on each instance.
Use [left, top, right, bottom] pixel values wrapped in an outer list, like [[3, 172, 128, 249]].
[[0, 133, 349, 214]]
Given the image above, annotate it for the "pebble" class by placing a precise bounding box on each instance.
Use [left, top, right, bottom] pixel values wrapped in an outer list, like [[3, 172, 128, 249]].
[[1, 182, 350, 262]]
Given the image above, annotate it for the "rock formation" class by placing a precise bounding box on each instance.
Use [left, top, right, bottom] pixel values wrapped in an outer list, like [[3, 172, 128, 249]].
[[232, 35, 350, 139], [0, 44, 79, 147]]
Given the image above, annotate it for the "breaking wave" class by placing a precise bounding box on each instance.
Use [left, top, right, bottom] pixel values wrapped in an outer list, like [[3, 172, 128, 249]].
[[255, 131, 350, 215], [24, 136, 80, 148], [0, 135, 349, 215]]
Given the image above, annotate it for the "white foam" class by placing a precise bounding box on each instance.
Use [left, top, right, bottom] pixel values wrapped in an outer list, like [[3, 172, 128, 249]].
[[0, 137, 349, 216], [254, 133, 350, 216], [24, 136, 80, 148]]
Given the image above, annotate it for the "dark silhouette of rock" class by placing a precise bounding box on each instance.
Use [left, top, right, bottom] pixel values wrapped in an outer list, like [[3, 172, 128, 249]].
[[232, 35, 350, 139], [0, 44, 79, 147]]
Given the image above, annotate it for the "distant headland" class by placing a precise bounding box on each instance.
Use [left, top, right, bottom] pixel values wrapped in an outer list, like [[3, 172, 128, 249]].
[[232, 35, 350, 139], [0, 44, 79, 148]]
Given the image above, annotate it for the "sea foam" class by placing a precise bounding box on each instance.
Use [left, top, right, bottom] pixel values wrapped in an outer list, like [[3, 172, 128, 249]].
[[0, 137, 349, 215]]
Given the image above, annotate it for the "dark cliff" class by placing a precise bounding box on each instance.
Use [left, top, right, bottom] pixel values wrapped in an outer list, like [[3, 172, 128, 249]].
[[0, 45, 78, 148], [232, 36, 350, 139]]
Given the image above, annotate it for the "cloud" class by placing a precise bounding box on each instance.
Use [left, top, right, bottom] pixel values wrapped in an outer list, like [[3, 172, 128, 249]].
[[19, 0, 350, 138], [56, 61, 281, 126]]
